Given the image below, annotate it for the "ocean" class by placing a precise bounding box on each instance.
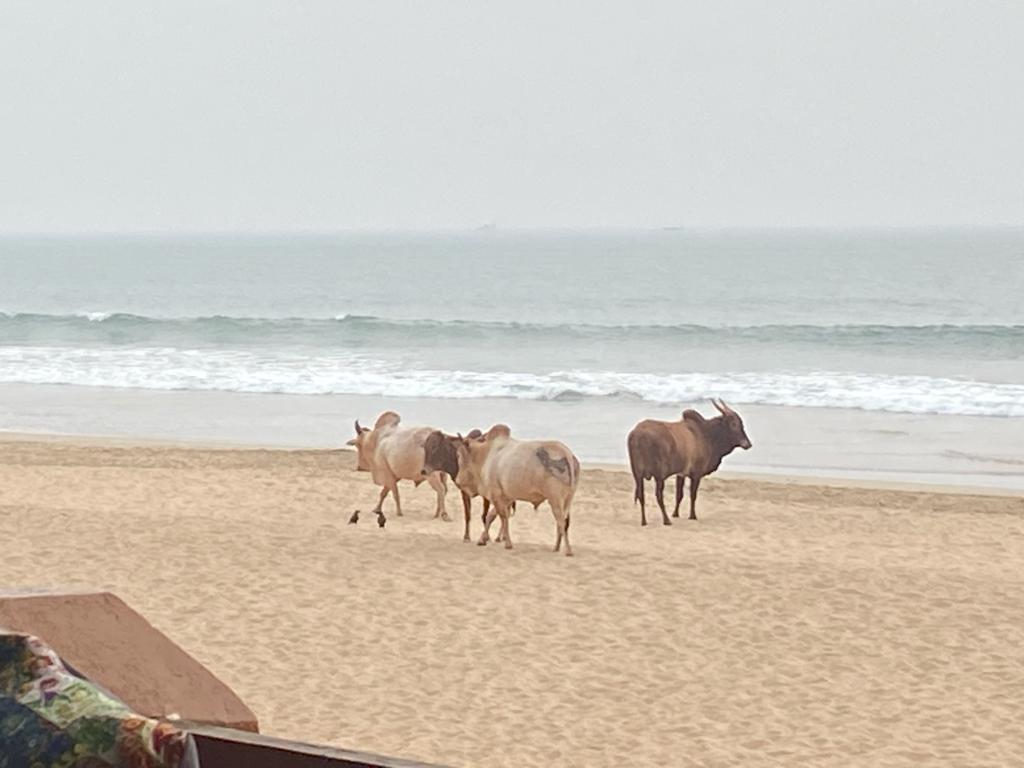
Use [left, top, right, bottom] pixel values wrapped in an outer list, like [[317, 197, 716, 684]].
[[1, 229, 1022, 487]]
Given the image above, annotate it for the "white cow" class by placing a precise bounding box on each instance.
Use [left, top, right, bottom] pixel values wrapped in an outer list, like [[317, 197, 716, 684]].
[[422, 424, 579, 555], [346, 411, 449, 526]]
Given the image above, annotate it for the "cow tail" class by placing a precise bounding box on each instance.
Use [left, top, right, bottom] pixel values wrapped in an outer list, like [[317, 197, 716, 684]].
[[628, 433, 643, 505]]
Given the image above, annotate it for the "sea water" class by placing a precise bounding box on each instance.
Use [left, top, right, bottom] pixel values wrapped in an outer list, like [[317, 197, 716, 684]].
[[1, 229, 1022, 486]]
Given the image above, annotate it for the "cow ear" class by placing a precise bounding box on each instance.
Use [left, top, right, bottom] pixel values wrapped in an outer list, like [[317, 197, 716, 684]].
[[346, 437, 359, 446]]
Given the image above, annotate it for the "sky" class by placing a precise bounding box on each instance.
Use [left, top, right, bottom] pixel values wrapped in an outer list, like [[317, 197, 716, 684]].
[[2, 1, 1023, 232]]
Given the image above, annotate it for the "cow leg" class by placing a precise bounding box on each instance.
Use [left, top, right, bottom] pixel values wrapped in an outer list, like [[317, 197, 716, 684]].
[[672, 475, 685, 517], [654, 477, 671, 526], [427, 472, 450, 521], [371, 485, 390, 514], [461, 491, 472, 541], [551, 498, 573, 557], [491, 501, 503, 544], [364, 485, 391, 527], [391, 482, 403, 517], [564, 506, 572, 556], [689, 475, 701, 520], [479, 502, 511, 548], [497, 501, 513, 550], [633, 471, 647, 526], [478, 506, 496, 546], [483, 498, 504, 543]]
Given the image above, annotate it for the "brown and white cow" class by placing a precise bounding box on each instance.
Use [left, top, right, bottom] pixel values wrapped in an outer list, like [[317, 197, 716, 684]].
[[423, 424, 579, 556], [346, 411, 449, 527], [422, 429, 521, 543]]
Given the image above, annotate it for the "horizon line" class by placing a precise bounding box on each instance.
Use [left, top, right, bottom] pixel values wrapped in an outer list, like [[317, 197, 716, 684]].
[[2, 223, 1024, 238]]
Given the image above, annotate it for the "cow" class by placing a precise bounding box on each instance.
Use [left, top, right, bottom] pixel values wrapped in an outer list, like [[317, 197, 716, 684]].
[[627, 399, 752, 526], [422, 429, 520, 543], [345, 411, 450, 527], [423, 424, 580, 556]]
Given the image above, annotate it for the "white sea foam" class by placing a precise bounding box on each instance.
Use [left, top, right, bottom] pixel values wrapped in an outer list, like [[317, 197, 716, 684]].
[[1, 346, 1022, 417]]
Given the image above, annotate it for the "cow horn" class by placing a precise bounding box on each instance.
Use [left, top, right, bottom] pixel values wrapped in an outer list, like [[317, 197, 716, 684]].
[[713, 398, 736, 416], [354, 419, 362, 434], [456, 432, 463, 441]]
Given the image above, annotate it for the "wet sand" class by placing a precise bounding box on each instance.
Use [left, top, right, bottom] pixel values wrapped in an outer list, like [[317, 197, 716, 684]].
[[4, 382, 1024, 489]]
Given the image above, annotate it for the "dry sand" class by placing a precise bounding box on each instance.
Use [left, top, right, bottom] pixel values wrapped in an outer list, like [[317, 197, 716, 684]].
[[2, 435, 1024, 766]]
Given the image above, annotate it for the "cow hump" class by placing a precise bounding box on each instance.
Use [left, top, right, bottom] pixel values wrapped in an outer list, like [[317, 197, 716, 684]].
[[374, 411, 401, 429]]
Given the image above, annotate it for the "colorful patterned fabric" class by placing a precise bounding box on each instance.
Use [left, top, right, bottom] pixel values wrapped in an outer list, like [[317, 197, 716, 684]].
[[0, 631, 198, 768]]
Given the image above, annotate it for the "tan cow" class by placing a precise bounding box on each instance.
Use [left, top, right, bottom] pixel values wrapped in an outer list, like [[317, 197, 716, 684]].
[[423, 424, 579, 556], [422, 429, 518, 543], [346, 411, 449, 527], [627, 398, 752, 526]]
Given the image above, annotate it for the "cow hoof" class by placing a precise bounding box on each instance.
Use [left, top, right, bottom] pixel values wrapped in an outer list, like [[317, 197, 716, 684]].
[[348, 511, 360, 524], [377, 515, 387, 529], [441, 513, 451, 522], [663, 519, 673, 526], [564, 550, 574, 557], [477, 539, 488, 547]]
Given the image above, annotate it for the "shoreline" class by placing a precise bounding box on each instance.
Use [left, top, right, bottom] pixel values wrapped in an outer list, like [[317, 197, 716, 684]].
[[2, 381, 1023, 491], [3, 429, 1022, 499]]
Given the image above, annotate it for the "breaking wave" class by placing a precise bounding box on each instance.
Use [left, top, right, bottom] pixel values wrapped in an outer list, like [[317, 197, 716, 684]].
[[1, 346, 1021, 417]]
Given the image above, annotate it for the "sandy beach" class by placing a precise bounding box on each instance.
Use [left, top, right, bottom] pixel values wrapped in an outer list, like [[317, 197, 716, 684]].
[[3, 434, 1024, 766]]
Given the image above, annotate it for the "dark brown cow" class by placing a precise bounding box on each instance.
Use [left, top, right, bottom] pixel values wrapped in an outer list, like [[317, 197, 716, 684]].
[[627, 399, 752, 526]]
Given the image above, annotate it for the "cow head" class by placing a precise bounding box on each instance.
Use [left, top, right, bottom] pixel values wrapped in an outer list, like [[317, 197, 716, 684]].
[[455, 429, 489, 489], [711, 399, 752, 452], [422, 430, 460, 479], [345, 419, 372, 471], [422, 428, 483, 483]]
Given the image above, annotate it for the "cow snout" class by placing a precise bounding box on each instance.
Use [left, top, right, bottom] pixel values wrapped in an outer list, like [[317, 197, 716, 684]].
[[741, 438, 752, 450]]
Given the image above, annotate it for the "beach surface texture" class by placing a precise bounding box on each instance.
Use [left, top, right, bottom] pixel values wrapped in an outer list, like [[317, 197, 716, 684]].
[[2, 435, 1023, 767]]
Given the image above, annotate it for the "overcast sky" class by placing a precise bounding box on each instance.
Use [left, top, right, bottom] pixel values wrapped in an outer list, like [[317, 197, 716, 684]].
[[2, 1, 1023, 232]]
